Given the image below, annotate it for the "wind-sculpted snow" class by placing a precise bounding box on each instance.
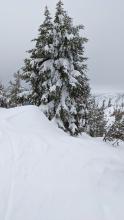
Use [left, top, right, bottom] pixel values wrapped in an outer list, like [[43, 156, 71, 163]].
[[0, 106, 124, 220]]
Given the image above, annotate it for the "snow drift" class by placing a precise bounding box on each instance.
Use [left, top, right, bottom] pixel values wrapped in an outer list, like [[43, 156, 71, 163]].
[[0, 106, 124, 220]]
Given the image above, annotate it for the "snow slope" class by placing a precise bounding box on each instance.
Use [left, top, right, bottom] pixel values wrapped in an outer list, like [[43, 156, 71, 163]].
[[0, 106, 124, 220]]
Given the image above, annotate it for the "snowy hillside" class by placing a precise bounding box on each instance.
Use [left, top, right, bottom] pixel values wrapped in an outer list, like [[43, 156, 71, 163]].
[[95, 92, 124, 108], [0, 106, 124, 220], [94, 92, 124, 127]]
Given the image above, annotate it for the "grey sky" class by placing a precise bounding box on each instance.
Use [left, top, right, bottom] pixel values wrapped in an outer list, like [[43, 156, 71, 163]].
[[0, 0, 124, 92]]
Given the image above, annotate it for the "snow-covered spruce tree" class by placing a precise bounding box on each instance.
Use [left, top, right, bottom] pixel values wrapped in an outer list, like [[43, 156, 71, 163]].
[[104, 110, 124, 145], [8, 71, 24, 107], [21, 1, 90, 136], [0, 82, 7, 108], [51, 1, 90, 135], [21, 6, 54, 106], [87, 98, 106, 137]]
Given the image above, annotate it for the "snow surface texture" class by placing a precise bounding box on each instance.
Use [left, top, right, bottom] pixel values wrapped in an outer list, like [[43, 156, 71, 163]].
[[0, 106, 124, 220]]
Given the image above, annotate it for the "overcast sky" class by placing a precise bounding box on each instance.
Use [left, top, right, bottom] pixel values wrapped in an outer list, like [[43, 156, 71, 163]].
[[0, 0, 124, 92]]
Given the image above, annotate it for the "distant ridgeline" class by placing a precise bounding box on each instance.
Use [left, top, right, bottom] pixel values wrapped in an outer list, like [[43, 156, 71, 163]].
[[95, 92, 124, 109], [94, 92, 124, 126], [94, 92, 124, 145]]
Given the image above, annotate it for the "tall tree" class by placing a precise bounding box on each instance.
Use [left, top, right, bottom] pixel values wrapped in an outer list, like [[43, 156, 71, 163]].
[[21, 1, 90, 136], [21, 6, 54, 106]]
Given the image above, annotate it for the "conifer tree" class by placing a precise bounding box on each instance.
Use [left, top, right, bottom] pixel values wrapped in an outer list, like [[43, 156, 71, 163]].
[[21, 6, 54, 106], [0, 82, 7, 108], [21, 1, 90, 136], [108, 98, 112, 107], [104, 110, 124, 145], [8, 71, 23, 107], [87, 98, 106, 137]]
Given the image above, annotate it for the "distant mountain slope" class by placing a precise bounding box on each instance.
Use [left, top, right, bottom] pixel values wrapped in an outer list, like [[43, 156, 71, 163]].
[[94, 92, 124, 127], [95, 92, 124, 108]]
